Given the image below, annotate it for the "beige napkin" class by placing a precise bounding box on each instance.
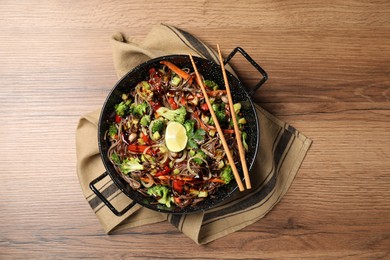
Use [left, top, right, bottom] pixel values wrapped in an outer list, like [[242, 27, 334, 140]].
[[76, 23, 312, 244]]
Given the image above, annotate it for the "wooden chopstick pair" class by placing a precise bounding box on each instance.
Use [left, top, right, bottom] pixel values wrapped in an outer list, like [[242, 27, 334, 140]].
[[189, 45, 251, 191]]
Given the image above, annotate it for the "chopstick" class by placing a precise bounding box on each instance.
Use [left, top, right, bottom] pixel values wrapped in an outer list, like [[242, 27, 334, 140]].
[[217, 44, 251, 189], [189, 53, 245, 192]]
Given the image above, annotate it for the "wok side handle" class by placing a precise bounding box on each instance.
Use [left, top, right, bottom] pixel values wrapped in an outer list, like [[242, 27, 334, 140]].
[[89, 172, 136, 216], [224, 47, 268, 96]]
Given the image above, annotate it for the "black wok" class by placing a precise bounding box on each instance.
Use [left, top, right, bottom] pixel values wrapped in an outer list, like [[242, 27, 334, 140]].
[[90, 47, 268, 215]]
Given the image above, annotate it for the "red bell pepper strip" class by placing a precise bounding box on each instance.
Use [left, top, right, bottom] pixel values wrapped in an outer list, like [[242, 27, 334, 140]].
[[127, 145, 149, 153], [127, 145, 156, 156], [148, 100, 162, 111], [200, 103, 209, 112], [141, 133, 151, 145], [172, 179, 184, 193], [155, 165, 171, 177], [167, 97, 178, 110], [115, 114, 122, 123], [180, 96, 186, 105]]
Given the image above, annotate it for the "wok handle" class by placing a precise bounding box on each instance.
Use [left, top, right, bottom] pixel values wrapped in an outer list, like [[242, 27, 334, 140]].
[[224, 47, 268, 96], [89, 171, 137, 216]]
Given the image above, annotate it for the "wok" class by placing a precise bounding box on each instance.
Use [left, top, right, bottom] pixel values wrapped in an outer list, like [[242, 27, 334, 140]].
[[90, 47, 268, 215]]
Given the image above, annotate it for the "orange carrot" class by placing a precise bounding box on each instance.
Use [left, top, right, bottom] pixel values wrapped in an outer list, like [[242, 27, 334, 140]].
[[160, 61, 193, 84], [140, 177, 150, 183], [209, 178, 225, 183], [222, 129, 235, 134], [178, 176, 194, 181]]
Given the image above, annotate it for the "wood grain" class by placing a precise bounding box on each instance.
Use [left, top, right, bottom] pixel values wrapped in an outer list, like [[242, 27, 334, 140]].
[[1, 0, 389, 259]]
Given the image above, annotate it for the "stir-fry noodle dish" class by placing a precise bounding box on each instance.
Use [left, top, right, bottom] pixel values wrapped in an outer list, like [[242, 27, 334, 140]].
[[105, 60, 249, 209]]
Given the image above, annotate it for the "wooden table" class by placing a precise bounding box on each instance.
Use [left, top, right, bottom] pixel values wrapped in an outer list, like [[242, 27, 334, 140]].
[[1, 1, 389, 259]]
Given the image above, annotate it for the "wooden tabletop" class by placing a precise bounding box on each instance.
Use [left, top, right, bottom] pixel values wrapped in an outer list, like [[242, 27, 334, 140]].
[[1, 1, 389, 259]]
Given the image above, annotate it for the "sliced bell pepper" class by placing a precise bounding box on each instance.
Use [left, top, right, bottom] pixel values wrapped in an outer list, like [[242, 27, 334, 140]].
[[127, 145, 149, 153], [148, 100, 162, 111], [127, 145, 156, 156], [200, 103, 209, 112], [155, 165, 171, 177], [141, 133, 151, 145], [172, 179, 184, 193], [167, 97, 178, 110]]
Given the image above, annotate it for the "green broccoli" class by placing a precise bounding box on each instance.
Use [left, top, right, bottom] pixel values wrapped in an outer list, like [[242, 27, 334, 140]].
[[130, 102, 148, 117], [204, 80, 219, 90], [115, 100, 131, 117], [192, 150, 207, 165], [220, 165, 234, 184], [156, 106, 186, 124], [120, 157, 144, 174], [140, 115, 151, 127], [211, 103, 227, 123], [184, 119, 196, 134], [147, 185, 171, 207], [108, 124, 117, 139], [150, 119, 165, 134]]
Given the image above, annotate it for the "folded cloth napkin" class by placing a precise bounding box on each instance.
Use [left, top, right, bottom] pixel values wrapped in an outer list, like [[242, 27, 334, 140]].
[[76, 23, 312, 244]]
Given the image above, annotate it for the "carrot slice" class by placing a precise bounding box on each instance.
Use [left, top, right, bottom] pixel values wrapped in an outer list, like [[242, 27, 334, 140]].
[[160, 61, 193, 85], [209, 178, 225, 183], [222, 129, 235, 134]]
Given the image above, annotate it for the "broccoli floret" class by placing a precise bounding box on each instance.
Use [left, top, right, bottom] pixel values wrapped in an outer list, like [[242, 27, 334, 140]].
[[184, 119, 196, 135], [220, 165, 234, 184], [115, 100, 131, 117], [120, 157, 144, 174], [156, 106, 186, 124], [108, 124, 117, 139], [130, 102, 148, 117], [147, 185, 171, 207], [193, 150, 207, 165], [216, 110, 227, 123], [140, 115, 151, 127], [150, 119, 165, 134], [204, 80, 219, 90], [211, 103, 227, 123]]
